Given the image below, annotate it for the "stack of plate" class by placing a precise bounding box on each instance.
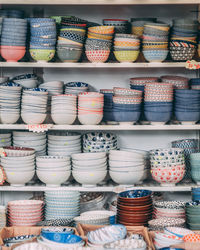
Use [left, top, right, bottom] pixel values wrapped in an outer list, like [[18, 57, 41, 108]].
[[0, 133, 11, 147], [7, 200, 44, 226], [47, 132, 81, 156], [72, 152, 107, 186], [153, 201, 186, 220], [148, 217, 186, 231], [13, 131, 47, 156], [44, 191, 80, 220], [36, 156, 71, 187], [80, 192, 105, 213], [83, 132, 117, 153], [0, 205, 6, 228], [21, 88, 48, 125], [74, 211, 111, 226], [0, 82, 22, 124]]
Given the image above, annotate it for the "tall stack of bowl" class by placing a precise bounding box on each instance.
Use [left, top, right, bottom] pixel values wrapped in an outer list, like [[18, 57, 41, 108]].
[[130, 77, 159, 92], [100, 89, 115, 124], [142, 22, 169, 62], [170, 19, 198, 61], [1, 18, 27, 62], [29, 18, 56, 62], [172, 139, 199, 181], [144, 83, 173, 125], [117, 190, 153, 226], [85, 26, 114, 63], [186, 201, 200, 230], [131, 18, 157, 38], [174, 89, 200, 124], [113, 34, 140, 63], [57, 17, 86, 62], [150, 148, 185, 186], [190, 153, 200, 184], [112, 87, 143, 124], [103, 19, 129, 34], [78, 92, 104, 125]]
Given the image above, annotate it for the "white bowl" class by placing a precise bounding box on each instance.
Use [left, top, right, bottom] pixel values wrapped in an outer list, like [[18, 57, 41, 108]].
[[72, 158, 106, 166], [73, 164, 107, 170], [21, 113, 47, 124], [78, 113, 103, 125], [15, 79, 38, 88], [1, 154, 35, 161], [110, 150, 144, 159], [51, 113, 76, 125], [36, 162, 71, 169], [109, 170, 144, 185], [72, 170, 107, 186], [72, 152, 106, 161], [109, 160, 145, 167], [36, 170, 71, 187], [36, 156, 70, 162], [13, 139, 46, 147], [0, 112, 20, 124], [5, 170, 35, 186], [109, 165, 145, 172]]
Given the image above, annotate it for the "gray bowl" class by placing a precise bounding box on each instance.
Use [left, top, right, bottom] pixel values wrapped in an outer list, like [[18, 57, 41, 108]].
[[57, 47, 82, 62]]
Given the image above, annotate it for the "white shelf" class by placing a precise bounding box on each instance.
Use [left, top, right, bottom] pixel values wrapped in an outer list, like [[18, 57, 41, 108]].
[[0, 182, 196, 192], [0, 62, 188, 69], [1, 0, 199, 5], [0, 124, 200, 131]]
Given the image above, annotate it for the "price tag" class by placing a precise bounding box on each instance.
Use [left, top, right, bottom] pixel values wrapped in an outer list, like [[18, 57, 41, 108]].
[[25, 124, 53, 133], [64, 142, 68, 146], [0, 148, 6, 157], [185, 60, 200, 70], [89, 173, 94, 177], [0, 167, 6, 185], [113, 186, 126, 193], [1, 139, 5, 143]]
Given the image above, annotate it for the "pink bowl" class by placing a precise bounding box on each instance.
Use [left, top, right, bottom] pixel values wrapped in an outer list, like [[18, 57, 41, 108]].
[[86, 50, 110, 63], [151, 167, 185, 186], [1, 47, 26, 62]]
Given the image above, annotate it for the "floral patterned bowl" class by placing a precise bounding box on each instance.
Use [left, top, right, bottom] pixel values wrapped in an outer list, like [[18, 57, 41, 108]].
[[29, 49, 55, 62]]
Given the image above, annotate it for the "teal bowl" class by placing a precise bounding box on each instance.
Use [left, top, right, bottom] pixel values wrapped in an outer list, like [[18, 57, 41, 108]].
[[191, 170, 200, 183], [57, 48, 82, 62], [187, 222, 200, 230], [187, 216, 200, 224]]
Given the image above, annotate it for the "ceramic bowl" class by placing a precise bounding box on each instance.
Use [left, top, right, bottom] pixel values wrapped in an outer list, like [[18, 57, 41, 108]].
[[57, 48, 82, 62], [114, 50, 139, 63], [143, 50, 168, 62], [72, 170, 107, 186], [109, 170, 144, 185], [1, 46, 26, 62], [5, 170, 35, 187], [29, 49, 55, 62], [86, 50, 110, 63]]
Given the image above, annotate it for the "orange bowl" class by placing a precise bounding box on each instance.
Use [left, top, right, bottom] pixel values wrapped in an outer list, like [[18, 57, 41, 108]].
[[1, 47, 26, 62], [88, 26, 115, 34]]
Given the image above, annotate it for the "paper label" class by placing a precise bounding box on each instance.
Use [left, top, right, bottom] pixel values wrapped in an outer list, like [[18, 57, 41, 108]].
[[0, 148, 6, 157], [185, 60, 200, 70], [25, 124, 53, 133]]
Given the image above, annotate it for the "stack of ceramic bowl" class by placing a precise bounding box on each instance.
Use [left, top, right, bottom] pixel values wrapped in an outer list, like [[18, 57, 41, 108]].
[[104, 238, 147, 250], [170, 19, 198, 61], [109, 149, 147, 185], [172, 139, 199, 181], [87, 225, 127, 248], [47, 132, 81, 156], [186, 201, 200, 230], [7, 10, 24, 18], [37, 218, 74, 227], [1, 18, 27, 62], [190, 78, 200, 90], [51, 94, 77, 125], [85, 26, 114, 63], [82, 132, 117, 153], [29, 18, 56, 62], [131, 18, 157, 38], [143, 22, 169, 62], [75, 210, 115, 225], [153, 201, 186, 220], [154, 230, 184, 249], [13, 131, 46, 156], [150, 148, 186, 186], [113, 34, 140, 63], [174, 89, 200, 124], [0, 133, 11, 147], [36, 156, 71, 187], [12, 73, 39, 88], [39, 81, 64, 123], [190, 153, 200, 184], [57, 17, 86, 62], [80, 192, 105, 213], [72, 152, 107, 186], [103, 19, 129, 34], [144, 83, 173, 125], [44, 191, 80, 220], [148, 218, 185, 231], [100, 89, 115, 124], [0, 206, 6, 228], [1, 146, 35, 186], [65, 82, 89, 95], [78, 92, 104, 125], [7, 200, 44, 226], [192, 187, 200, 201], [0, 82, 22, 124], [130, 77, 159, 92], [117, 189, 153, 226], [161, 75, 189, 89], [21, 87, 48, 124], [112, 87, 143, 124]]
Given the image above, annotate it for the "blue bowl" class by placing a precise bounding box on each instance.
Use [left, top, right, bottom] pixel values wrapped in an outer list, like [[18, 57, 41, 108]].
[[103, 111, 115, 122], [130, 85, 145, 92], [41, 228, 75, 243], [65, 82, 88, 87], [12, 74, 37, 80], [143, 50, 168, 62], [29, 18, 55, 24], [144, 111, 172, 122], [119, 189, 152, 198], [113, 110, 140, 122], [175, 111, 200, 122]]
